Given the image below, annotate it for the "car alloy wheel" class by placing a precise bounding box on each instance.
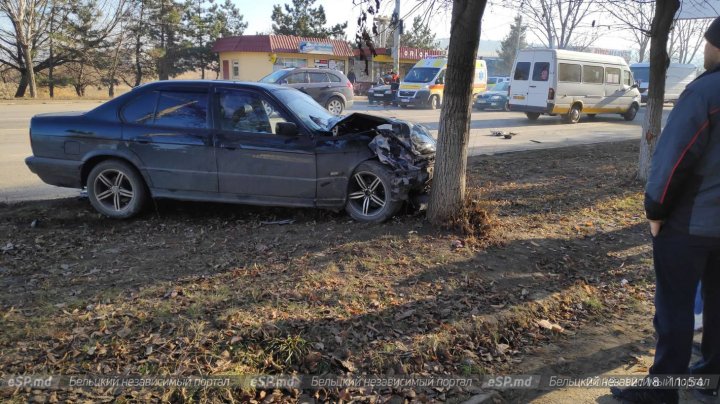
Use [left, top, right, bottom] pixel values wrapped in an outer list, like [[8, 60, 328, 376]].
[[326, 97, 344, 115], [348, 171, 387, 217], [345, 161, 403, 223], [94, 169, 135, 212], [87, 160, 147, 219]]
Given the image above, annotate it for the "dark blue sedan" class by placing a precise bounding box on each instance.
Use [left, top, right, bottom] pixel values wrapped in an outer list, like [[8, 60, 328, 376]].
[[474, 81, 510, 111], [26, 81, 435, 222]]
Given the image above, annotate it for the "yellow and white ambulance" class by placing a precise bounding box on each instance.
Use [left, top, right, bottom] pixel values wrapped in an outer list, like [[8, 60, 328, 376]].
[[397, 57, 487, 109]]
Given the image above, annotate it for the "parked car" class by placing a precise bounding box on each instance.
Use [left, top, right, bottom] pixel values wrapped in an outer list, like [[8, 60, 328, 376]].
[[259, 68, 354, 115], [25, 81, 435, 223], [398, 57, 487, 109], [474, 81, 510, 111], [487, 76, 510, 89], [367, 84, 396, 105]]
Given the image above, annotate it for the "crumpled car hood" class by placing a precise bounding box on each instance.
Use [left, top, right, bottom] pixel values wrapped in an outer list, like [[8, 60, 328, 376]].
[[331, 113, 435, 175]]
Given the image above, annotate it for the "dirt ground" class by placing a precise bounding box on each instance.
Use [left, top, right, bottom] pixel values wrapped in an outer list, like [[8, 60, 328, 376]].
[[0, 140, 667, 403]]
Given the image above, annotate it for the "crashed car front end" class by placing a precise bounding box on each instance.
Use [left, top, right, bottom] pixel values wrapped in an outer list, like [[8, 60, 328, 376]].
[[331, 113, 435, 204]]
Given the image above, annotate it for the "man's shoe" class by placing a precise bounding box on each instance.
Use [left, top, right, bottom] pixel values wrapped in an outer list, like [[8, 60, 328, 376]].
[[610, 387, 679, 404]]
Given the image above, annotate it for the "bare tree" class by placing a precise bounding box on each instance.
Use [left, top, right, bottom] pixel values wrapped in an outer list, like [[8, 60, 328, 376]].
[[427, 0, 487, 223], [503, 0, 597, 49], [668, 17, 711, 64], [638, 0, 680, 181], [602, 0, 653, 62], [0, 0, 50, 97]]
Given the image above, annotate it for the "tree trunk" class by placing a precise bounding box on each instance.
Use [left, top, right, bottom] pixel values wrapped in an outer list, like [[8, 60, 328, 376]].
[[427, 0, 487, 225], [21, 44, 37, 98], [15, 73, 28, 98], [638, 0, 679, 182]]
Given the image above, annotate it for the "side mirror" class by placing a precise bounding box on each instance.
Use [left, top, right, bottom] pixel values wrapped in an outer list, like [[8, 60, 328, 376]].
[[280, 79, 288, 85], [276, 122, 299, 136], [631, 83, 638, 89], [436, 77, 444, 85]]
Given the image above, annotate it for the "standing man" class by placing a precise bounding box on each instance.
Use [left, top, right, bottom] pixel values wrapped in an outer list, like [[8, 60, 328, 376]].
[[612, 17, 720, 404]]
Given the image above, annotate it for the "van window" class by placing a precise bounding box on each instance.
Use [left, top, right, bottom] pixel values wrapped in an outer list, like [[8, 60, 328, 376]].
[[623, 70, 632, 86], [583, 65, 604, 84], [532, 62, 550, 81], [606, 67, 621, 85], [558, 63, 581, 82], [514, 62, 531, 80]]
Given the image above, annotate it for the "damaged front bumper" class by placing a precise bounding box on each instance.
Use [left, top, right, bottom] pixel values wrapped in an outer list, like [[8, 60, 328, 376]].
[[331, 112, 436, 203]]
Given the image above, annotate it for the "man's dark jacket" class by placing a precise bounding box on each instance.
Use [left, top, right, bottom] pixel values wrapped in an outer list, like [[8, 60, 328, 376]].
[[645, 65, 720, 237]]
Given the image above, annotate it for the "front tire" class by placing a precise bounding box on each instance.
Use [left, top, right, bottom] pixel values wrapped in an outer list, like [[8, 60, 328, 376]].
[[429, 95, 440, 110], [623, 104, 638, 121], [87, 160, 148, 219], [345, 161, 402, 223], [326, 96, 344, 115]]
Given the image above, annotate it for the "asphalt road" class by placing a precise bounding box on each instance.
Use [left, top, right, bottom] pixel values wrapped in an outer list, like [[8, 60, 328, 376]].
[[0, 99, 670, 203]]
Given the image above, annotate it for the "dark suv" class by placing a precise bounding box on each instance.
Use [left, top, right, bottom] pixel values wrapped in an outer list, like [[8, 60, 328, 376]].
[[259, 68, 354, 114]]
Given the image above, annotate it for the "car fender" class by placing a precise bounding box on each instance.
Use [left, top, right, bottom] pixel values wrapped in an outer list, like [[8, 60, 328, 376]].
[[81, 147, 154, 190]]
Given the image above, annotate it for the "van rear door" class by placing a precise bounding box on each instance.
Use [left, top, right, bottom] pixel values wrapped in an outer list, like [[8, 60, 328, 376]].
[[527, 53, 552, 108], [509, 52, 533, 108]]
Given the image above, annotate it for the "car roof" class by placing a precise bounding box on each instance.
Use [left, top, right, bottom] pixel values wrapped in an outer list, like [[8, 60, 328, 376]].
[[137, 80, 288, 91]]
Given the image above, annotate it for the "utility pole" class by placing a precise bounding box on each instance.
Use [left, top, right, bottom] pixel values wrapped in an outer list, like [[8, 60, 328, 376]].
[[393, 0, 400, 73]]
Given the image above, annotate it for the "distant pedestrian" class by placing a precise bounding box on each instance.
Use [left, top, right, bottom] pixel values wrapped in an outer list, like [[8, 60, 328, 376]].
[[611, 16, 720, 404], [347, 70, 357, 84]]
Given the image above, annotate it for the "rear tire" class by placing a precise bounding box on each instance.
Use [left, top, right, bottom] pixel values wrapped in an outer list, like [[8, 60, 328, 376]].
[[526, 112, 540, 121], [623, 104, 638, 121], [345, 161, 402, 223], [563, 104, 581, 124], [87, 160, 148, 219], [326, 96, 344, 115]]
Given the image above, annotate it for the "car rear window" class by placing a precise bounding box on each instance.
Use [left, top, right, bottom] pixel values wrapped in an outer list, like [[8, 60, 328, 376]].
[[532, 62, 550, 81], [153, 91, 208, 129], [513, 62, 531, 80], [122, 91, 158, 124]]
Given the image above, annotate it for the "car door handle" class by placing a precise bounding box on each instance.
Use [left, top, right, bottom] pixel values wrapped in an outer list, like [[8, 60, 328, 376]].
[[529, 85, 537, 88]]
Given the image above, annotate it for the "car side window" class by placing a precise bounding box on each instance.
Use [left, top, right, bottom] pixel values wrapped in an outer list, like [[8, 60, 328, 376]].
[[513, 62, 531, 80], [285, 73, 307, 84], [532, 62, 550, 81], [328, 73, 341, 83], [122, 91, 159, 124], [583, 65, 604, 84], [309, 72, 329, 83], [606, 67, 621, 85], [623, 70, 632, 86], [217, 89, 289, 135], [153, 91, 208, 129]]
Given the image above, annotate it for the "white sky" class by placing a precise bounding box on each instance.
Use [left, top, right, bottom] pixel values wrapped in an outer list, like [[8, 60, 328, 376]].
[[236, 0, 637, 50]]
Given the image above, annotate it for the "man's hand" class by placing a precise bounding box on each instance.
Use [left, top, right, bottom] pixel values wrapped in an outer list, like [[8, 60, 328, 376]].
[[649, 220, 664, 237]]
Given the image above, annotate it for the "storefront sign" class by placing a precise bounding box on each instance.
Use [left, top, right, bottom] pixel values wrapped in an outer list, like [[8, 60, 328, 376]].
[[299, 41, 334, 55]]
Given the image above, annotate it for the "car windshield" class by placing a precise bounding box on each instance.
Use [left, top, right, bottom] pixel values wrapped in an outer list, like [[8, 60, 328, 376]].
[[272, 88, 335, 132], [631, 67, 649, 83], [404, 67, 440, 83], [259, 70, 289, 84], [494, 82, 509, 91]]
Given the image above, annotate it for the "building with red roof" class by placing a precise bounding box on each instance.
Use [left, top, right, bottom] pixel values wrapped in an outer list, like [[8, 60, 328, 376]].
[[212, 35, 353, 81]]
